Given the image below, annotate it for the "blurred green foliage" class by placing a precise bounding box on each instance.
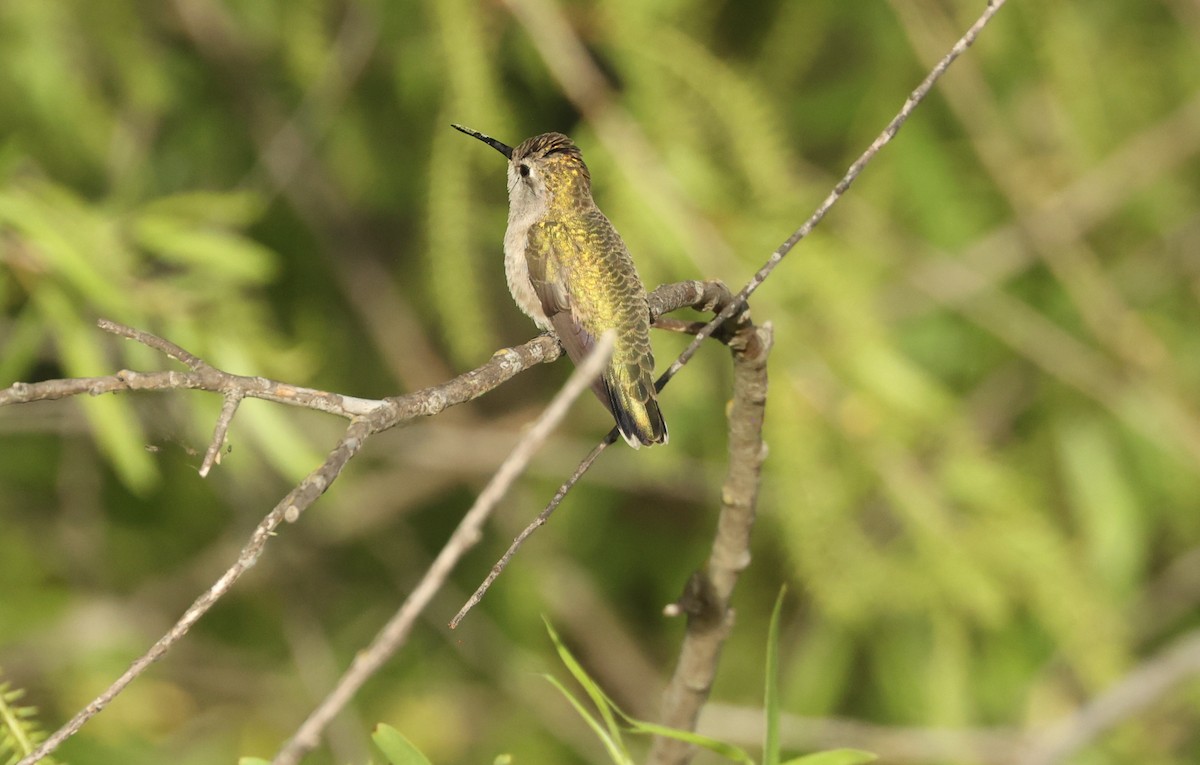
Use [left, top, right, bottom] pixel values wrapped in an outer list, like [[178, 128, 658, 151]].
[[0, 667, 61, 765], [2, 1, 1200, 764]]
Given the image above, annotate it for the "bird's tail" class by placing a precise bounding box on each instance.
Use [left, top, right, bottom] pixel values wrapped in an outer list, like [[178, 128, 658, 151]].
[[603, 377, 668, 449]]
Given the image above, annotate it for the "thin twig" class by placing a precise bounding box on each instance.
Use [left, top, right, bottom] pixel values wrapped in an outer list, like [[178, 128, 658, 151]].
[[98, 318, 210, 371], [270, 332, 616, 765], [199, 393, 242, 478], [3, 320, 376, 418], [451, 430, 617, 628]]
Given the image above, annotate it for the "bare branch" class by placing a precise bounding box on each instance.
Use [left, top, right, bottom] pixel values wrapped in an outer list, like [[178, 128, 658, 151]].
[[650, 321, 773, 765], [1, 327, 562, 424], [270, 332, 617, 765], [381, 336, 560, 423], [199, 393, 242, 478], [98, 318, 211, 371]]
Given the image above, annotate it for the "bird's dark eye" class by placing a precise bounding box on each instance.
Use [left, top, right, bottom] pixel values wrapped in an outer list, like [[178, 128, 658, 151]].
[[519, 164, 530, 177]]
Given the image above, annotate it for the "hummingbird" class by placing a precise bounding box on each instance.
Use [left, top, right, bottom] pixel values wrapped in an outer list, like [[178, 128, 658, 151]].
[[452, 123, 667, 448]]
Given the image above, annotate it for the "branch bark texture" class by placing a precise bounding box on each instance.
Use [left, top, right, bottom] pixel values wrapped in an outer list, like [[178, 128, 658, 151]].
[[650, 312, 773, 765]]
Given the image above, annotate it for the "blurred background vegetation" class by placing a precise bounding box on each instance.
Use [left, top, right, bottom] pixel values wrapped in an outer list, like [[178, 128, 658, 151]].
[[2, 0, 1199, 763]]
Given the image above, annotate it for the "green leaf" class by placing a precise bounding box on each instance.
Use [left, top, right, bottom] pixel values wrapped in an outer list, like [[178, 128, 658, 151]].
[[237, 758, 272, 765], [764, 586, 787, 765], [372, 723, 434, 765], [780, 749, 876, 765]]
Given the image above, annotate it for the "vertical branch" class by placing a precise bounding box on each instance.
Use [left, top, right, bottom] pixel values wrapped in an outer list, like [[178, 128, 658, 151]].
[[650, 322, 773, 765]]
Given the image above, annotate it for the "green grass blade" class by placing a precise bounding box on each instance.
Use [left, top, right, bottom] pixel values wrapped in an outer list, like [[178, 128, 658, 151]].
[[764, 586, 787, 765], [542, 674, 632, 765], [544, 618, 627, 752]]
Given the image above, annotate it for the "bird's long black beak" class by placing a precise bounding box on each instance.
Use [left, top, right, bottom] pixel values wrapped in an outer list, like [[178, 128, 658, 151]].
[[451, 124, 514, 159]]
